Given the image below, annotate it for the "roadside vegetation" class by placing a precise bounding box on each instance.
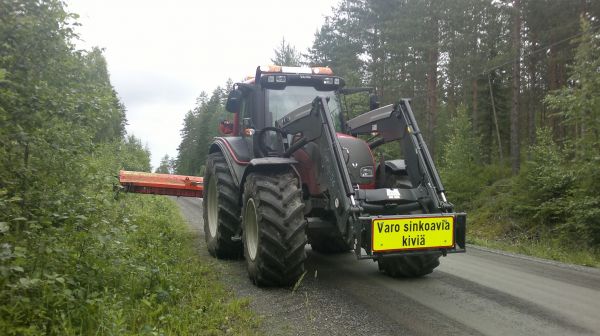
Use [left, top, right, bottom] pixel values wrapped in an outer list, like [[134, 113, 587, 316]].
[[440, 18, 600, 267], [0, 1, 256, 334]]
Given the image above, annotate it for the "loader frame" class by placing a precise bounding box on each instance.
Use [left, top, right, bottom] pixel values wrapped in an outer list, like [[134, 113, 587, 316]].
[[274, 97, 466, 260]]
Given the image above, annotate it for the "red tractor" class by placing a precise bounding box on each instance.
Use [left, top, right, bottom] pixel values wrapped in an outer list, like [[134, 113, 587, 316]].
[[202, 65, 466, 286]]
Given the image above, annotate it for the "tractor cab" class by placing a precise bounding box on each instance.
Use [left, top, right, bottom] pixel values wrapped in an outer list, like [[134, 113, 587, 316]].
[[224, 66, 375, 191], [225, 65, 346, 135]]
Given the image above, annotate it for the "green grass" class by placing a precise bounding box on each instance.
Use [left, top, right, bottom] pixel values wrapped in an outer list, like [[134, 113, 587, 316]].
[[466, 198, 600, 269], [467, 235, 600, 268], [447, 167, 600, 269], [0, 193, 258, 335]]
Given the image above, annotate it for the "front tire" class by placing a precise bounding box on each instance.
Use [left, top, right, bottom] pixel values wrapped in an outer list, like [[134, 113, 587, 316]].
[[203, 152, 242, 259], [376, 171, 441, 277], [242, 170, 307, 287], [377, 254, 441, 277]]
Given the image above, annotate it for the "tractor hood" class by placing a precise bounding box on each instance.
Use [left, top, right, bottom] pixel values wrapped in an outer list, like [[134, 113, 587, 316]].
[[337, 134, 375, 188]]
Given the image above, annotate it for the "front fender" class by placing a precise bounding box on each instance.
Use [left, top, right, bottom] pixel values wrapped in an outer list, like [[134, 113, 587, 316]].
[[383, 159, 407, 174], [209, 139, 300, 205], [240, 157, 300, 196]]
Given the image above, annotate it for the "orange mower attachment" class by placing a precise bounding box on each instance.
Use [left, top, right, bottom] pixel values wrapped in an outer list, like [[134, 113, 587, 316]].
[[119, 170, 203, 198]]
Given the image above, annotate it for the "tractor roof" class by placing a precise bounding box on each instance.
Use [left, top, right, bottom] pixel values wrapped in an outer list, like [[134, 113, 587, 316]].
[[243, 65, 335, 84], [259, 65, 333, 75]]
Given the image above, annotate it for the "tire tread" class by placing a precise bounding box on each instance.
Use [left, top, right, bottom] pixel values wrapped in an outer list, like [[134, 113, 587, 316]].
[[203, 152, 242, 259], [243, 171, 307, 287]]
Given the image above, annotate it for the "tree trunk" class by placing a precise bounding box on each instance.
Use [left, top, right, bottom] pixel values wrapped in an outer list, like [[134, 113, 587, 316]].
[[527, 51, 537, 154], [488, 74, 503, 162], [510, 0, 521, 174], [426, 2, 439, 159], [548, 47, 564, 141], [472, 78, 478, 135]]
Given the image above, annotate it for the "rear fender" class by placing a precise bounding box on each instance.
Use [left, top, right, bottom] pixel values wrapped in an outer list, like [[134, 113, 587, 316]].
[[209, 137, 250, 189]]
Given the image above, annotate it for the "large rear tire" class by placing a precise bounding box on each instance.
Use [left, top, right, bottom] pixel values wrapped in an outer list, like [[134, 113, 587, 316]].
[[203, 152, 242, 259], [242, 170, 307, 286]]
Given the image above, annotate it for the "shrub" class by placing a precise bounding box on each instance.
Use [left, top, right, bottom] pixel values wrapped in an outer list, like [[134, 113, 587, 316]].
[[440, 105, 484, 209]]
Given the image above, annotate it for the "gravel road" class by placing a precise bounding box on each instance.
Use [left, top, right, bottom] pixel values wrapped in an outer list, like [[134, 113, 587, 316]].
[[174, 196, 600, 336]]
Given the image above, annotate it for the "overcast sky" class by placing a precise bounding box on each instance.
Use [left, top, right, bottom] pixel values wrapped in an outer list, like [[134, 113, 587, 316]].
[[66, 0, 337, 170]]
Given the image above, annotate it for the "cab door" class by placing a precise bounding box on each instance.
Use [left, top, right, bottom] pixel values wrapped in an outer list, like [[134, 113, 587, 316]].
[[238, 90, 256, 159]]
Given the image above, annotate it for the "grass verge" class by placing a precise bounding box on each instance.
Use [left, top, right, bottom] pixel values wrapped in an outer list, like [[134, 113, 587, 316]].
[[1, 193, 258, 335], [467, 236, 600, 268], [455, 170, 600, 269]]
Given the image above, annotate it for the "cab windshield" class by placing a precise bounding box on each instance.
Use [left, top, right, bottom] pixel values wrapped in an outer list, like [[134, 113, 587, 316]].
[[267, 86, 342, 131]]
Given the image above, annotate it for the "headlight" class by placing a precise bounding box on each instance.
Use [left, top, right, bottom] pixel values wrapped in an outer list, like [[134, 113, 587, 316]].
[[360, 166, 374, 178]]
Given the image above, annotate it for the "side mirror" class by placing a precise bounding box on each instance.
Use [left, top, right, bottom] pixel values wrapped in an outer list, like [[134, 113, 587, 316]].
[[369, 93, 380, 110], [225, 89, 243, 113], [218, 119, 233, 135]]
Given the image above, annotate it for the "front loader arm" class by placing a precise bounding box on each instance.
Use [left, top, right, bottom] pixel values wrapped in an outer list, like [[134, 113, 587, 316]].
[[346, 99, 451, 212], [276, 97, 360, 235]]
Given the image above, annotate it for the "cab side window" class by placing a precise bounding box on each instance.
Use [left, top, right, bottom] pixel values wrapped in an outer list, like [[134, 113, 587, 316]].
[[239, 94, 254, 136]]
